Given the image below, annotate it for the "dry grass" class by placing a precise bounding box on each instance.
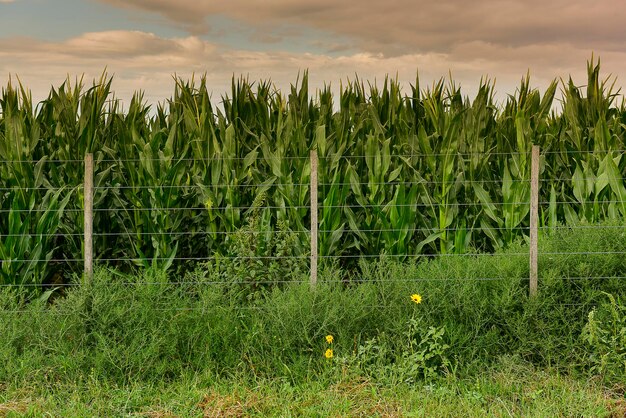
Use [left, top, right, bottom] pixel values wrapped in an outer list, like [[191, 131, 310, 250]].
[[196, 378, 404, 418], [0, 400, 30, 417], [198, 388, 271, 418], [604, 384, 626, 418], [329, 378, 404, 417]]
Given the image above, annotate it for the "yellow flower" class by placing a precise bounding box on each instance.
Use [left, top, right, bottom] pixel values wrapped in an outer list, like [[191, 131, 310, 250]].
[[204, 198, 213, 210], [325, 335, 334, 344], [411, 293, 422, 304], [324, 349, 333, 359]]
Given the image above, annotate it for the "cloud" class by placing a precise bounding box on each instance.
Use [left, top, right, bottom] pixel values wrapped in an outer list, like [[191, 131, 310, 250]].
[[95, 0, 626, 56], [96, 0, 213, 34], [27, 1, 618, 108], [0, 30, 624, 109], [0, 31, 221, 103], [0, 31, 218, 67]]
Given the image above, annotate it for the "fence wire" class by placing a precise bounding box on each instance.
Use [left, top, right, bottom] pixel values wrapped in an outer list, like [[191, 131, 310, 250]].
[[2, 150, 626, 310]]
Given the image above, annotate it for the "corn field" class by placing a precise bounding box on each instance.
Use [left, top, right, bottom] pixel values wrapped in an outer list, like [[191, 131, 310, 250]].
[[1, 60, 626, 286]]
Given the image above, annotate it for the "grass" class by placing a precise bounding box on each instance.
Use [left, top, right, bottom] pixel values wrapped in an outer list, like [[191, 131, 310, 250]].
[[1, 221, 626, 416], [1, 359, 625, 417]]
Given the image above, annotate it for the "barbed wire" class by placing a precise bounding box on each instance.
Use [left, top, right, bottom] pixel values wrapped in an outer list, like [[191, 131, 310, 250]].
[[541, 149, 626, 155], [6, 198, 626, 214], [319, 251, 626, 259], [6, 179, 626, 193], [320, 150, 626, 159], [0, 224, 624, 239], [0, 186, 80, 191], [99, 155, 311, 163], [322, 152, 534, 159], [538, 177, 626, 183], [0, 275, 624, 289], [0, 156, 310, 164], [0, 301, 600, 315], [0, 159, 85, 164], [4, 177, 626, 192], [1, 148, 624, 166], [318, 179, 531, 186], [0, 230, 311, 238], [2, 250, 625, 264]]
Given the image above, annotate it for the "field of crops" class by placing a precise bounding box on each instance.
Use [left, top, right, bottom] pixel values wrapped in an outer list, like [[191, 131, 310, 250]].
[[1, 60, 625, 285]]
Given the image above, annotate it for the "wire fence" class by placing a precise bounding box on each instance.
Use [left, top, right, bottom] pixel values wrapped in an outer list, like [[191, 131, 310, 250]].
[[1, 147, 625, 313]]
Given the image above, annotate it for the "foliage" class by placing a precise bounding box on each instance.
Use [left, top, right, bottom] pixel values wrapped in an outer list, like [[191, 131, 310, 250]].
[[1, 222, 625, 387], [582, 293, 626, 383], [1, 60, 626, 285], [201, 191, 308, 299], [351, 319, 451, 383]]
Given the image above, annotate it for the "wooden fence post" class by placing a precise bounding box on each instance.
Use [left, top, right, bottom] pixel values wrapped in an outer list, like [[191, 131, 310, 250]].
[[529, 145, 540, 297], [310, 150, 318, 287], [84, 153, 94, 283]]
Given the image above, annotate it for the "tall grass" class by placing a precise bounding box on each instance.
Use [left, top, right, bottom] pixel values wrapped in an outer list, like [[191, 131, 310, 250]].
[[1, 221, 625, 386]]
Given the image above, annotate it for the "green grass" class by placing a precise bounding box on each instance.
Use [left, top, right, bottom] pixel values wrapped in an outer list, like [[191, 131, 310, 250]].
[[1, 221, 626, 415], [1, 359, 625, 417]]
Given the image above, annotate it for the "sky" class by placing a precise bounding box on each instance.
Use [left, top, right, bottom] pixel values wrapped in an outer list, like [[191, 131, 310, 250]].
[[1, 0, 625, 108]]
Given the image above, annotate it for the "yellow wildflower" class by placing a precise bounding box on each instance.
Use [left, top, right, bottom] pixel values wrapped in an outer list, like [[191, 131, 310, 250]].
[[411, 293, 422, 304], [325, 335, 334, 344], [204, 198, 213, 210], [324, 349, 333, 359]]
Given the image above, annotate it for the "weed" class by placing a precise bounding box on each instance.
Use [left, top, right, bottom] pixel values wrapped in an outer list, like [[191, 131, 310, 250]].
[[582, 293, 626, 383]]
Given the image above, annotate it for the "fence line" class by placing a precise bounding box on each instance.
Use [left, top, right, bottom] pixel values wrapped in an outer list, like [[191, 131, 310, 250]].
[[2, 275, 625, 289], [5, 199, 626, 214], [1, 147, 624, 165], [3, 224, 626, 240], [5, 250, 626, 264], [6, 176, 626, 191], [2, 147, 626, 298], [0, 301, 601, 315], [320, 149, 626, 159], [2, 224, 625, 239], [0, 230, 313, 238]]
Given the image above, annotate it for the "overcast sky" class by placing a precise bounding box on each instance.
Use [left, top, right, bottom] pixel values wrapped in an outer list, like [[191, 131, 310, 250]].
[[1, 0, 625, 108]]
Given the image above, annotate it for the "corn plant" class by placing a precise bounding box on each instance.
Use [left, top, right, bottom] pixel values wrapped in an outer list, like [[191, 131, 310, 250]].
[[1, 60, 625, 288], [0, 81, 73, 286]]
